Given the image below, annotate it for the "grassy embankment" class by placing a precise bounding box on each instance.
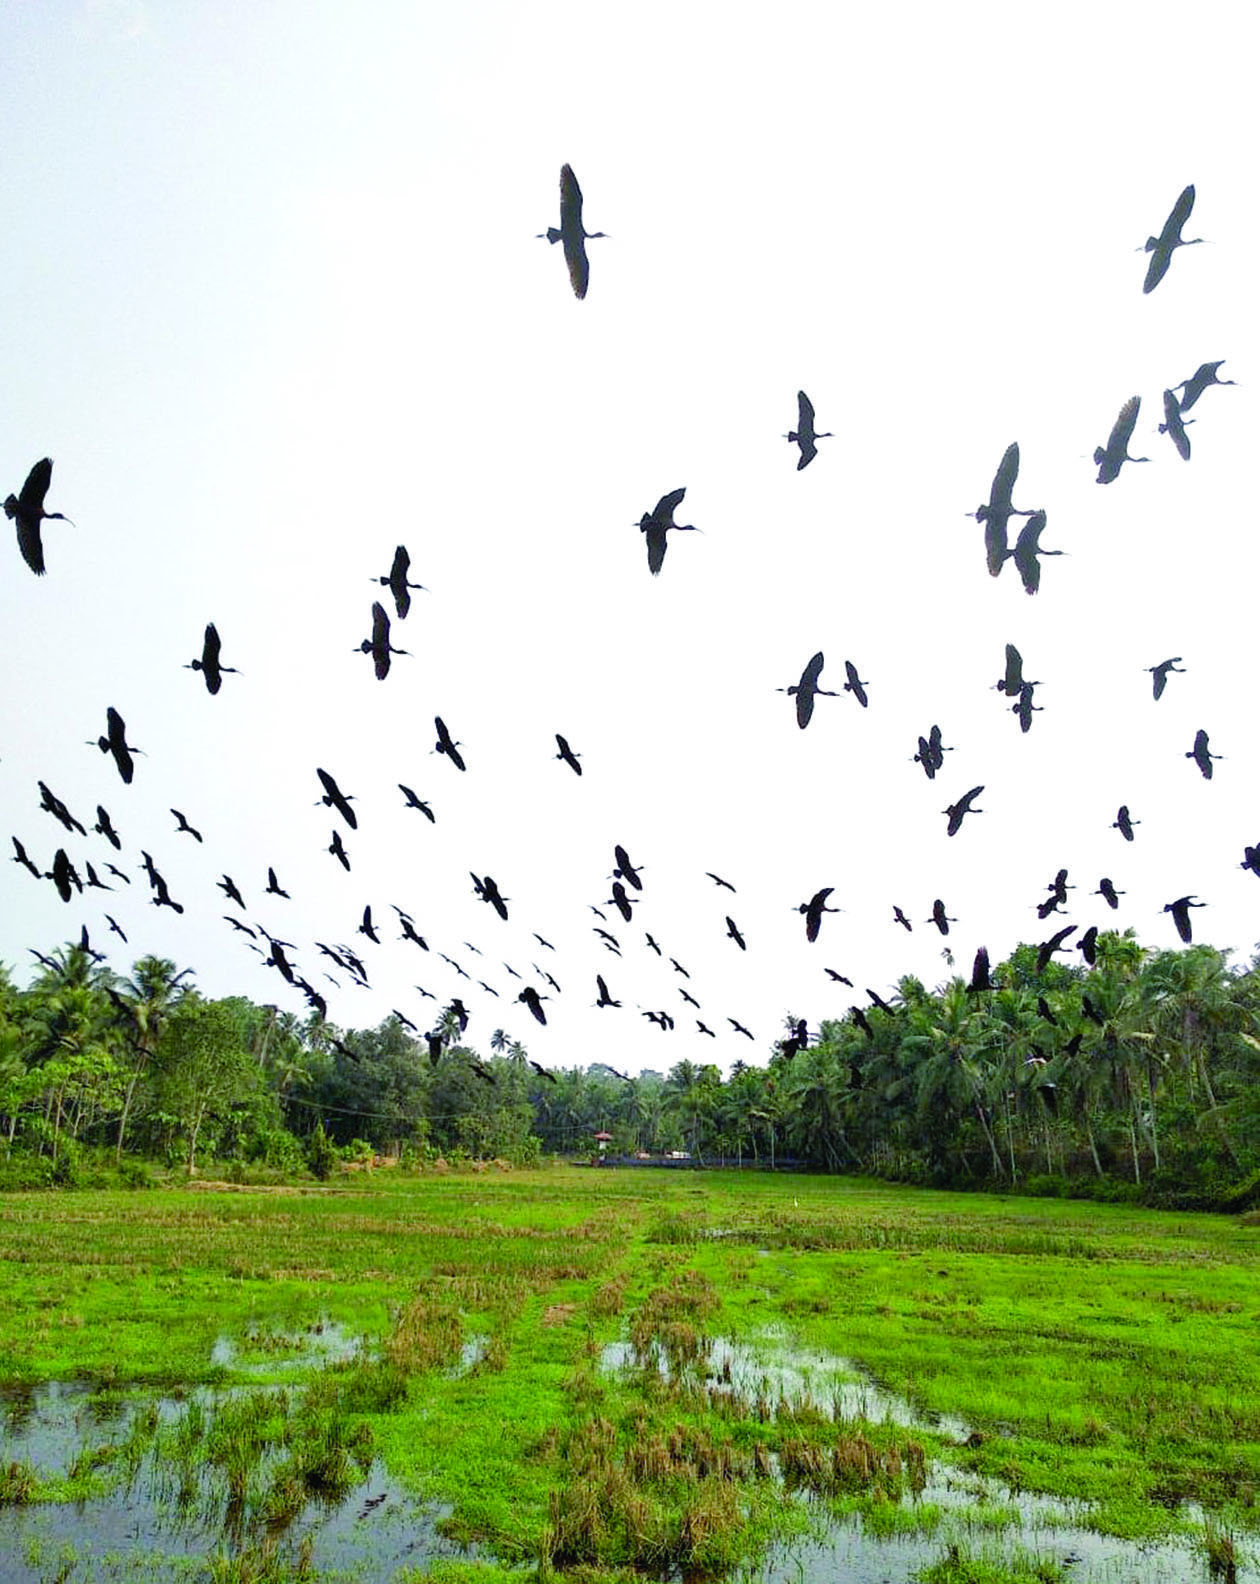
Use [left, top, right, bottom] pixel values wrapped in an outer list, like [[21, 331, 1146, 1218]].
[[1, 1166, 1257, 1581]]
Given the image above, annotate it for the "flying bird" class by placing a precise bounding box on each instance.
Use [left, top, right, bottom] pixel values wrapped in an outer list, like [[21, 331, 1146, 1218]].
[[1141, 184, 1203, 294], [1158, 390, 1193, 460], [705, 872, 735, 892], [45, 848, 81, 902], [472, 874, 510, 920], [1009, 510, 1062, 596], [1147, 658, 1185, 700], [1078, 926, 1099, 966], [5, 458, 73, 576], [725, 916, 747, 950], [843, 660, 869, 708], [594, 975, 621, 1008], [399, 785, 436, 821], [538, 164, 606, 300], [1012, 682, 1041, 733], [357, 906, 380, 944], [892, 906, 912, 932], [1187, 729, 1220, 779], [1174, 361, 1235, 412], [316, 768, 357, 829], [186, 623, 238, 694], [995, 643, 1032, 698], [1163, 895, 1205, 943], [171, 809, 202, 843], [434, 717, 466, 772], [1036, 925, 1077, 972], [727, 1018, 754, 1040], [797, 887, 838, 943], [1094, 878, 1123, 909], [943, 786, 984, 836], [973, 443, 1032, 578], [376, 545, 425, 618], [670, 957, 690, 978], [644, 933, 662, 956], [637, 487, 698, 576], [39, 783, 87, 836], [1094, 397, 1148, 483], [357, 601, 408, 679], [105, 914, 128, 943], [927, 899, 955, 936], [608, 881, 636, 923], [784, 391, 832, 470], [554, 734, 582, 775], [779, 651, 837, 729], [613, 845, 643, 890], [92, 708, 140, 784], [968, 948, 992, 993], [696, 1021, 716, 1038], [328, 830, 350, 870], [1113, 805, 1139, 842], [1240, 845, 1260, 878], [11, 838, 41, 878], [533, 933, 556, 951], [518, 986, 549, 1025], [83, 860, 111, 891], [825, 968, 853, 985], [93, 806, 121, 849]]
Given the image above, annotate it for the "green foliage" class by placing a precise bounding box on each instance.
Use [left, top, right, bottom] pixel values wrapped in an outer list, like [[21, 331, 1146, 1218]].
[[306, 1121, 336, 1180]]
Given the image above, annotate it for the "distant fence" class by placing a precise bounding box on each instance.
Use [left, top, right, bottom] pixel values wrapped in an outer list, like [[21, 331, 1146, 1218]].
[[582, 1154, 808, 1171]]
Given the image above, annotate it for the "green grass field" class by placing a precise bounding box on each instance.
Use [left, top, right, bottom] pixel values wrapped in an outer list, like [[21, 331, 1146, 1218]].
[[2, 1166, 1258, 1582]]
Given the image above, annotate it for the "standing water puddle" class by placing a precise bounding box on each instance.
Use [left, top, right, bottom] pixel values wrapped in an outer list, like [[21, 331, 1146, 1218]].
[[602, 1331, 1255, 1583]]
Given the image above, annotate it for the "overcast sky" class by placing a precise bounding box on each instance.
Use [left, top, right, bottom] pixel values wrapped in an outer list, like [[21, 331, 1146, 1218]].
[[2, 1, 1257, 1075]]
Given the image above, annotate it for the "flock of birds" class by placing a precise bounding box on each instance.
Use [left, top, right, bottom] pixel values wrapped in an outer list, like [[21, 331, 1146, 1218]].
[[4, 174, 1253, 1078]]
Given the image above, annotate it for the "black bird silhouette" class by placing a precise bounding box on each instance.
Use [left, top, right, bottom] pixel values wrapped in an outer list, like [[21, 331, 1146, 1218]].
[[974, 443, 1033, 578], [1078, 926, 1099, 965], [538, 966, 562, 993], [608, 881, 636, 923], [637, 487, 698, 576], [843, 660, 869, 708], [518, 986, 549, 1025], [11, 837, 41, 878], [93, 806, 121, 849], [643, 1009, 675, 1032], [39, 783, 87, 836], [593, 927, 620, 949], [679, 988, 700, 1009], [784, 391, 832, 470], [779, 651, 837, 729], [727, 1018, 754, 1040], [1147, 657, 1185, 700], [1036, 995, 1057, 1024], [84, 860, 111, 890], [472, 874, 510, 920], [1164, 895, 1205, 943], [1187, 729, 1221, 779], [394, 910, 428, 949], [328, 830, 350, 871], [1240, 844, 1260, 878], [476, 981, 500, 998], [6, 458, 73, 575], [1094, 397, 1148, 483], [725, 916, 747, 950], [1095, 878, 1123, 909], [613, 845, 643, 890], [1036, 925, 1076, 972], [414, 984, 436, 1000], [913, 736, 938, 779], [186, 623, 238, 694], [995, 643, 1032, 698], [1081, 995, 1105, 1027], [1141, 184, 1203, 293], [357, 601, 408, 680], [1113, 806, 1139, 842], [448, 998, 470, 1034], [943, 786, 984, 836], [171, 809, 202, 843], [893, 905, 912, 932], [850, 1007, 874, 1039], [1175, 361, 1235, 412], [224, 916, 256, 937], [528, 1060, 556, 1085], [706, 871, 735, 892], [391, 1009, 419, 1034], [1012, 682, 1041, 733], [1009, 510, 1062, 596], [46, 848, 81, 902], [1158, 391, 1193, 461], [644, 933, 662, 956], [105, 863, 130, 884], [92, 708, 140, 784], [866, 989, 894, 1014], [265, 867, 290, 898], [376, 545, 425, 618], [399, 785, 436, 821], [357, 905, 381, 944], [434, 717, 466, 772], [594, 974, 621, 1008], [968, 947, 992, 993], [797, 887, 838, 943], [106, 914, 127, 943], [670, 957, 690, 978], [315, 768, 358, 829], [825, 968, 853, 985], [533, 933, 556, 951], [779, 1019, 809, 1059], [696, 1021, 716, 1037], [927, 899, 955, 935], [264, 936, 296, 983], [538, 164, 606, 300], [298, 980, 327, 1020], [554, 734, 582, 775]]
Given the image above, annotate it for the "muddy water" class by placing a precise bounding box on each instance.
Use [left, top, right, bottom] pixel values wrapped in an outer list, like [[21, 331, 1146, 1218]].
[[602, 1330, 1256, 1583]]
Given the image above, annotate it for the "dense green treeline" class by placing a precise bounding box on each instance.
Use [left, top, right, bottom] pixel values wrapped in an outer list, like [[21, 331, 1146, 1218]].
[[3, 930, 1259, 1205]]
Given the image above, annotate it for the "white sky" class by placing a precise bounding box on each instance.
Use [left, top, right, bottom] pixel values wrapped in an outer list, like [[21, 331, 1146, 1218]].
[[2, 1, 1257, 1075]]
